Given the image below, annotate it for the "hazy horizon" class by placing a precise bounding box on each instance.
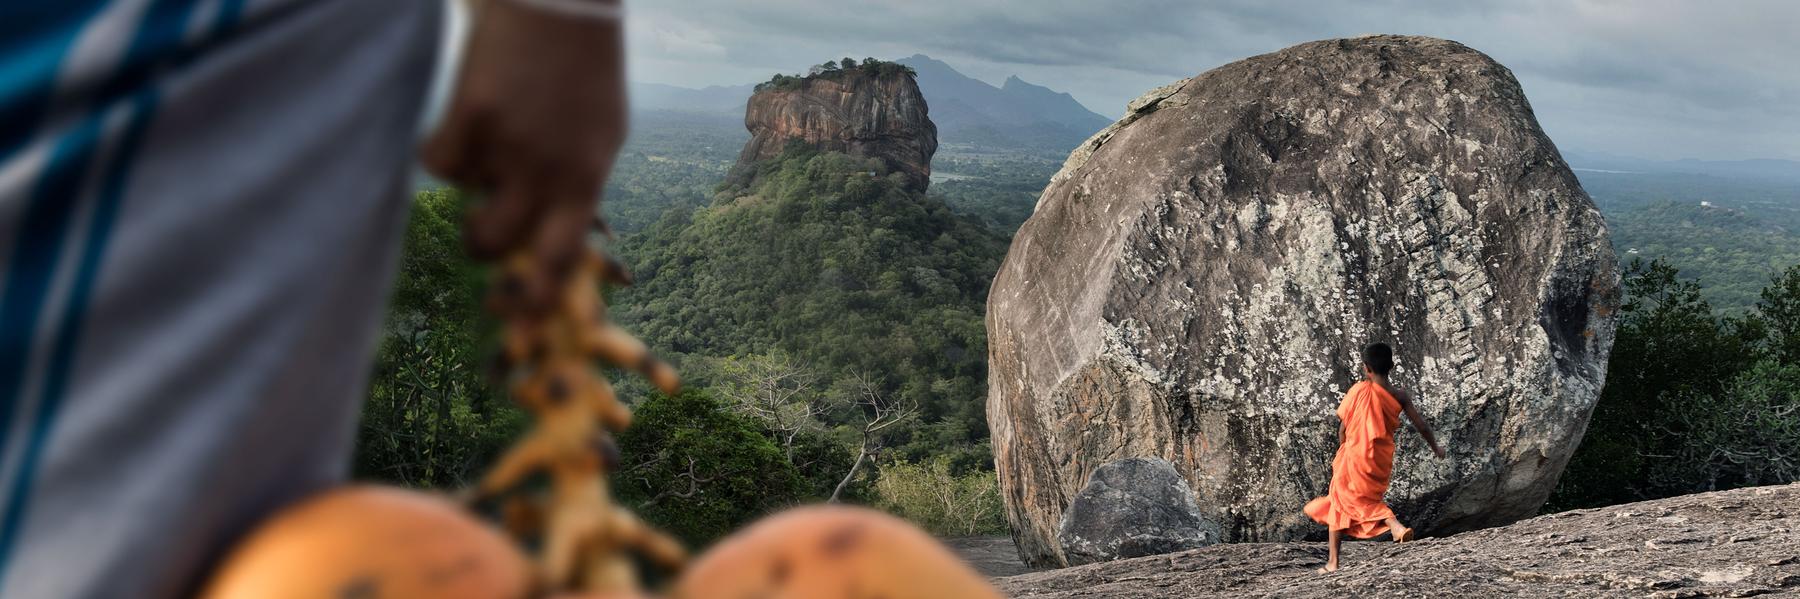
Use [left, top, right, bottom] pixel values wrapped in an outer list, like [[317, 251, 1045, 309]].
[[624, 1, 1799, 163]]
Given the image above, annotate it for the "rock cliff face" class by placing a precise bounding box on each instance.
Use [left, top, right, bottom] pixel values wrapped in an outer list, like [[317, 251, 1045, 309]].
[[985, 35, 1620, 567], [999, 483, 1800, 598], [732, 66, 937, 192]]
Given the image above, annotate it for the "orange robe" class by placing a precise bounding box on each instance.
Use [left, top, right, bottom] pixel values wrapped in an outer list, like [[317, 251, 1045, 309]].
[[1303, 380, 1403, 539]]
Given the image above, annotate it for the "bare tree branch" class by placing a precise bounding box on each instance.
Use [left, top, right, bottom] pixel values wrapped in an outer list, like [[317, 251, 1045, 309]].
[[642, 456, 718, 508], [831, 371, 918, 502], [715, 353, 824, 460]]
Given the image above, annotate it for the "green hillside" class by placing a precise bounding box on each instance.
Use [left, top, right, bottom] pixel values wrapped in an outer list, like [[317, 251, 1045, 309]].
[[613, 144, 1005, 445]]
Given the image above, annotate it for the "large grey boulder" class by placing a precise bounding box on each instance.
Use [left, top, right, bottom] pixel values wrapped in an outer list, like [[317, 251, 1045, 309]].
[[987, 35, 1620, 567], [1057, 457, 1221, 565]]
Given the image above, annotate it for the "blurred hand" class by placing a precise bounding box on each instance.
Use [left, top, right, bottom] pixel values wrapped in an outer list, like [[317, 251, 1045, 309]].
[[422, 0, 626, 310]]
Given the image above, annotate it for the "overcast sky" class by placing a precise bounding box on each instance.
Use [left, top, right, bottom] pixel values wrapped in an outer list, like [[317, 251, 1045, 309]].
[[624, 0, 1799, 162]]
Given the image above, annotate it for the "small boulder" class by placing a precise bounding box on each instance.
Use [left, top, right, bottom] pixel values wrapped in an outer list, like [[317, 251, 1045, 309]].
[[1056, 457, 1221, 565]]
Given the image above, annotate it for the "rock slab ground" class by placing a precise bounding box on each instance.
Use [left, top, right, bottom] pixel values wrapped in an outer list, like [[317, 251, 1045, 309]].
[[1057, 457, 1221, 565], [995, 482, 1800, 598]]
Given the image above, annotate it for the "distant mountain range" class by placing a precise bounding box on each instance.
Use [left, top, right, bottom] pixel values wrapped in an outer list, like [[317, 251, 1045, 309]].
[[894, 54, 1111, 151], [627, 54, 1113, 154], [628, 81, 756, 115]]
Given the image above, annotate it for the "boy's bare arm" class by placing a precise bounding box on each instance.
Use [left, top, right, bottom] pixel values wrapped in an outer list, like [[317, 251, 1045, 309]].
[[1377, 380, 1447, 458]]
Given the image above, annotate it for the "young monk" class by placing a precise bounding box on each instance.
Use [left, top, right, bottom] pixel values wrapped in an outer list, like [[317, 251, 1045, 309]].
[[1303, 342, 1446, 572]]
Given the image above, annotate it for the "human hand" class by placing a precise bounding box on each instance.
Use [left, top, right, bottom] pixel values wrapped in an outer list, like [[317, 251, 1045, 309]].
[[1431, 443, 1446, 459], [422, 0, 627, 311]]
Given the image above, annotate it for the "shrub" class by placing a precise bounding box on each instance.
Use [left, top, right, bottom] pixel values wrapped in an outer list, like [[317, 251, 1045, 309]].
[[616, 390, 808, 547], [873, 457, 1006, 536], [1551, 259, 1800, 511], [1658, 360, 1800, 492], [1549, 259, 1762, 509]]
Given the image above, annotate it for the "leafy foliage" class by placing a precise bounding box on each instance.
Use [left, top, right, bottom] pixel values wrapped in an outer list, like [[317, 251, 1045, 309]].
[[603, 156, 734, 235], [612, 145, 1006, 466], [873, 457, 1007, 536], [756, 58, 919, 92], [361, 141, 1012, 539], [788, 425, 861, 501], [1757, 266, 1800, 364], [707, 352, 825, 460], [1604, 202, 1800, 312], [356, 188, 524, 488], [1550, 259, 1800, 510], [1659, 361, 1800, 491], [615, 390, 808, 547]]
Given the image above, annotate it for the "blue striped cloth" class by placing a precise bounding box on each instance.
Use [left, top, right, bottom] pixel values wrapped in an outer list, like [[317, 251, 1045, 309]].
[[0, 1, 441, 596]]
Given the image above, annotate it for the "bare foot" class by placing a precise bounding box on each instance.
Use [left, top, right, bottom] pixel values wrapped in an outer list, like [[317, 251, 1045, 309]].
[[1316, 564, 1339, 573], [1393, 526, 1416, 543]]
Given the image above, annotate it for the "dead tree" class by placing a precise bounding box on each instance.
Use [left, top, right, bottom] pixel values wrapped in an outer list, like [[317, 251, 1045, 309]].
[[830, 371, 918, 503], [715, 353, 821, 461]]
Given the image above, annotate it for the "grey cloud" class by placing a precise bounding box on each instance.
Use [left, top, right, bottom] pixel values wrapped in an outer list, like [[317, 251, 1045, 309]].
[[627, 0, 1800, 160]]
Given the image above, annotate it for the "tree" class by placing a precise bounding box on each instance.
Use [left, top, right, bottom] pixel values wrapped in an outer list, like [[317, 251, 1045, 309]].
[[829, 371, 918, 502], [1758, 264, 1800, 363], [1660, 360, 1800, 492], [840, 57, 857, 70], [356, 188, 523, 488], [616, 390, 807, 546], [712, 352, 822, 460], [1551, 259, 1764, 509], [612, 146, 1005, 488]]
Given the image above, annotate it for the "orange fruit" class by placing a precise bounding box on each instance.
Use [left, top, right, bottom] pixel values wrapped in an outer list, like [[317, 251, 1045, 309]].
[[202, 486, 532, 599], [674, 505, 1003, 599]]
